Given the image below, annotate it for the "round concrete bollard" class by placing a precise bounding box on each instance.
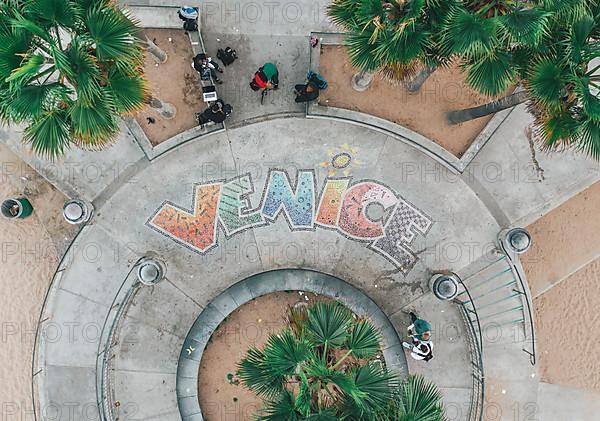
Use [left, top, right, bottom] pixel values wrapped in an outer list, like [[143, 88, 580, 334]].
[[499, 227, 531, 254], [429, 273, 460, 301], [63, 199, 94, 225], [137, 259, 165, 286], [1, 197, 33, 219]]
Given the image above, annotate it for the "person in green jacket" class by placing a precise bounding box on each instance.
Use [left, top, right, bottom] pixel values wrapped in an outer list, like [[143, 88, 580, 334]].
[[407, 311, 432, 342], [250, 62, 279, 91]]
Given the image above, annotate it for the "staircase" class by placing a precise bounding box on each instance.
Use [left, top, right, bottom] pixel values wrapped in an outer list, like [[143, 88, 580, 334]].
[[454, 248, 539, 421]]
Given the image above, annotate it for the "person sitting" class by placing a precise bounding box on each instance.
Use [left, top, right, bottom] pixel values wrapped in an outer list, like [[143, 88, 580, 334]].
[[196, 99, 231, 127], [294, 79, 319, 103], [249, 62, 279, 91], [192, 53, 223, 84]]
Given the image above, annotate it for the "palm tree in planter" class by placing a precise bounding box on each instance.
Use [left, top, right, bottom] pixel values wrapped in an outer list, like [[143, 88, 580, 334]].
[[0, 0, 148, 159], [447, 3, 600, 157], [443, 0, 598, 121], [236, 301, 447, 420], [326, 0, 457, 91]]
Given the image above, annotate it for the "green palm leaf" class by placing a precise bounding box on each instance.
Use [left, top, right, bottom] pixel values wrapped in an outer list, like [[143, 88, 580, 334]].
[[84, 4, 139, 62], [498, 8, 550, 46], [465, 50, 515, 96], [0, 29, 33, 78], [441, 8, 499, 57], [346, 320, 381, 359], [66, 38, 101, 103], [342, 363, 399, 415], [344, 29, 382, 72], [5, 83, 65, 122], [394, 375, 446, 421], [238, 347, 285, 398], [23, 109, 71, 159], [305, 302, 352, 350], [5, 54, 45, 85], [263, 329, 312, 377], [69, 97, 119, 147], [258, 390, 303, 421], [527, 58, 568, 109], [327, 0, 359, 30], [23, 0, 77, 28], [105, 68, 147, 113], [576, 117, 600, 159]]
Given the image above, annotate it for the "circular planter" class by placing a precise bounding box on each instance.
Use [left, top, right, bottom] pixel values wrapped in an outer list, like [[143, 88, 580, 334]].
[[176, 269, 406, 420], [1, 197, 33, 219]]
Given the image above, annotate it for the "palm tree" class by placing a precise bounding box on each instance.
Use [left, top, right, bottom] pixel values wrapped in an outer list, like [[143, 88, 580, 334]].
[[236, 301, 447, 420], [327, 0, 458, 90], [0, 0, 148, 159], [448, 2, 600, 158]]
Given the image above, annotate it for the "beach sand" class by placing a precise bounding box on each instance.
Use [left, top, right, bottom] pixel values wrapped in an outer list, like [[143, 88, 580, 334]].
[[0, 144, 75, 416]]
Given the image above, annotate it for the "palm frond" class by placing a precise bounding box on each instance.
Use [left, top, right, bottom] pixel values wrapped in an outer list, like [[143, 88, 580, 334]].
[[105, 67, 148, 114], [498, 8, 550, 46], [527, 58, 568, 110], [0, 28, 33, 78], [305, 302, 352, 349], [238, 347, 285, 398], [263, 329, 312, 377], [69, 96, 120, 147], [84, 4, 138, 62], [395, 375, 446, 421], [23, 109, 71, 159], [465, 50, 516, 96], [346, 320, 381, 359], [23, 0, 77, 28], [441, 8, 499, 58], [258, 390, 303, 421]]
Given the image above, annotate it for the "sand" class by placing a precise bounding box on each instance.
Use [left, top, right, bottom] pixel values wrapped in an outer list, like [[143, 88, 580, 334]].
[[318, 45, 498, 157], [520, 180, 600, 392], [534, 256, 600, 392], [135, 28, 205, 146], [198, 291, 323, 420], [0, 144, 75, 416], [522, 181, 600, 297]]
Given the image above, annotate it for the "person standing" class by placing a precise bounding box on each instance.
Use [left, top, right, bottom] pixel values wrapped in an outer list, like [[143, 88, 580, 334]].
[[250, 62, 279, 92], [407, 311, 432, 342]]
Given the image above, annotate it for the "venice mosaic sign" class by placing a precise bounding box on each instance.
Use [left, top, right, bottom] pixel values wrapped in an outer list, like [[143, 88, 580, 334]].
[[146, 169, 432, 274]]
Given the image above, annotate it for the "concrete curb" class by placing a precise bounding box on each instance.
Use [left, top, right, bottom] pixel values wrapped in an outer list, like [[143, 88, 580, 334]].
[[308, 32, 513, 174]]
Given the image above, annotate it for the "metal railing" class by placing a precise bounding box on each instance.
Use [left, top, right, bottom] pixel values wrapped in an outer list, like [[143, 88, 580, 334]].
[[452, 273, 485, 421], [497, 243, 537, 366], [95, 258, 144, 421]]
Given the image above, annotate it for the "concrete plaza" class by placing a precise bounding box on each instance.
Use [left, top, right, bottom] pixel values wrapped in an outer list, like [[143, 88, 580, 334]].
[[2, 1, 600, 421]]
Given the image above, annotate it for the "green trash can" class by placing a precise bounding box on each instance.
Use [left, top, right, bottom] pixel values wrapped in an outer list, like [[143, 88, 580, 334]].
[[1, 197, 33, 219]]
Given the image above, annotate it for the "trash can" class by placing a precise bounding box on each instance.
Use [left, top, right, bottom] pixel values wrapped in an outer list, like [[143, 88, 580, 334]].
[[1, 197, 33, 219]]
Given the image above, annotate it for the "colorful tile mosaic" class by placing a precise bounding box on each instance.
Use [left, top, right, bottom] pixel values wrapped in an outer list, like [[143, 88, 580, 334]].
[[147, 168, 433, 274]]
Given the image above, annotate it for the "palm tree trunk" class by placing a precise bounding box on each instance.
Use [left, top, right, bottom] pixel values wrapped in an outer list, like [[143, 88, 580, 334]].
[[146, 96, 176, 119], [351, 71, 374, 92], [406, 66, 435, 93], [144, 37, 167, 64], [446, 90, 529, 124]]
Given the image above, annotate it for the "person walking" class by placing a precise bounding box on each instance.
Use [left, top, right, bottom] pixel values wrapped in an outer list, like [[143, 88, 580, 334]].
[[407, 311, 432, 342], [402, 340, 434, 361]]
